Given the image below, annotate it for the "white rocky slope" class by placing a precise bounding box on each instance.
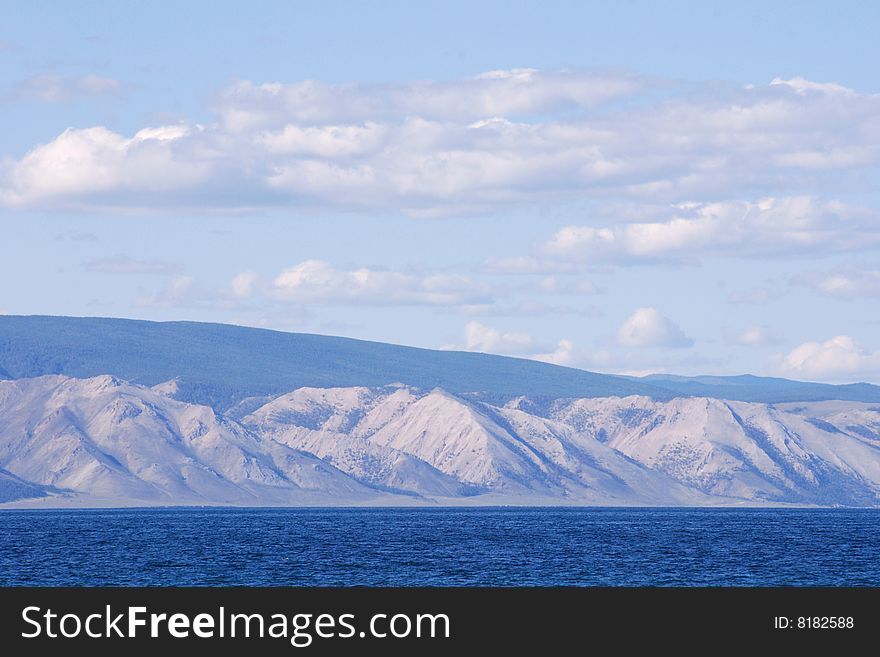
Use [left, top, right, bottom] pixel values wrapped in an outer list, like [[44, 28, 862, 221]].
[[244, 386, 716, 505], [3, 376, 880, 506], [0, 467, 55, 502], [536, 396, 880, 505], [242, 386, 471, 497], [0, 375, 378, 505]]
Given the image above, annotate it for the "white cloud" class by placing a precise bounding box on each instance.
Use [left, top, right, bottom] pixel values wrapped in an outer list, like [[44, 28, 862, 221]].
[[2, 71, 879, 214], [536, 276, 600, 295], [532, 339, 575, 366], [461, 321, 534, 354], [135, 275, 196, 308], [256, 122, 388, 157], [446, 322, 715, 374], [776, 336, 880, 382], [538, 197, 879, 265], [726, 285, 783, 305], [797, 266, 880, 298], [450, 321, 577, 365], [730, 325, 778, 346], [15, 74, 121, 103], [770, 77, 855, 97], [0, 125, 209, 208], [818, 274, 863, 296], [84, 255, 181, 275], [217, 69, 642, 129], [617, 308, 694, 348], [615, 368, 665, 377], [230, 271, 260, 298], [271, 260, 491, 306]]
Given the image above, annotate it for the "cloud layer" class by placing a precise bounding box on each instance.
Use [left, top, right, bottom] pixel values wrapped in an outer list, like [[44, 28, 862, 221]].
[[269, 260, 491, 307], [797, 265, 880, 298], [2, 70, 878, 215], [84, 255, 182, 275], [12, 74, 121, 103], [538, 197, 879, 265]]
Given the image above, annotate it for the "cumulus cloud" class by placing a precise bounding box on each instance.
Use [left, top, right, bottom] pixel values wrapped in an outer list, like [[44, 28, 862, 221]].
[[13, 74, 121, 103], [217, 69, 643, 129], [84, 255, 182, 275], [2, 70, 878, 214], [536, 276, 600, 295], [538, 197, 879, 265], [730, 325, 778, 346], [770, 77, 856, 97], [797, 265, 880, 298], [460, 321, 534, 354], [230, 271, 260, 298], [532, 338, 575, 366], [270, 260, 491, 307], [135, 275, 196, 308], [617, 308, 694, 348], [450, 321, 576, 365], [776, 336, 880, 381], [0, 124, 209, 208], [446, 320, 714, 373]]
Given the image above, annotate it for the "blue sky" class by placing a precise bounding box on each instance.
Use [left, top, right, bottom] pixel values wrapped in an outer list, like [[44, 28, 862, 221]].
[[2, 0, 880, 382]]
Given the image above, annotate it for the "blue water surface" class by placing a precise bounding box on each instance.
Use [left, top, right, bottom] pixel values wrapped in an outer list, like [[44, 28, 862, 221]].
[[1, 508, 877, 586]]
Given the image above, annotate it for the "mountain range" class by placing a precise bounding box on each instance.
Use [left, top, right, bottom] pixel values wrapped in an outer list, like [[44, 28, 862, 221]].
[[1, 315, 879, 507]]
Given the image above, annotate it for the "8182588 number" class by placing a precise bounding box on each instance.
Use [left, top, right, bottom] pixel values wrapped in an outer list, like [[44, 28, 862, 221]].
[[799, 617, 853, 629], [774, 616, 854, 629]]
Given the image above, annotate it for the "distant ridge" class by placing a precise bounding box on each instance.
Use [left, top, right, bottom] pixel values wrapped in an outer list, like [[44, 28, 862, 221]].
[[0, 315, 669, 409], [1, 315, 879, 410], [634, 373, 880, 404]]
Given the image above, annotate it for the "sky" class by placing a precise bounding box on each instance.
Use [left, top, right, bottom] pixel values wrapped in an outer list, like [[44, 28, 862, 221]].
[[2, 0, 879, 383]]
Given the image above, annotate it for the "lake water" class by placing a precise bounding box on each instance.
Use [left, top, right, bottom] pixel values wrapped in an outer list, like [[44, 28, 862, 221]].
[[1, 507, 878, 586]]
